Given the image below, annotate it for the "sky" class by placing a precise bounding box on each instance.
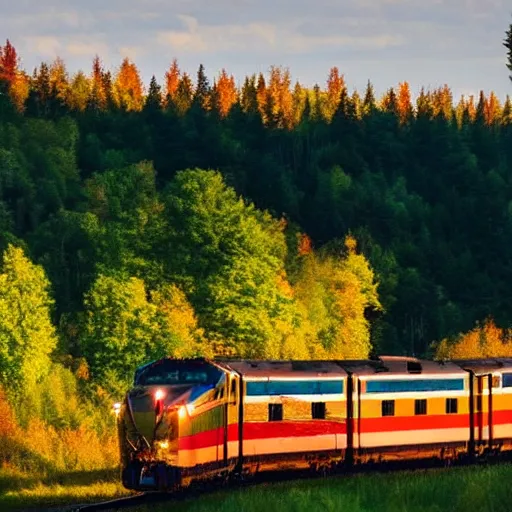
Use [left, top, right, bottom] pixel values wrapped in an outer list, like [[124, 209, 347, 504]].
[[1, 0, 511, 101]]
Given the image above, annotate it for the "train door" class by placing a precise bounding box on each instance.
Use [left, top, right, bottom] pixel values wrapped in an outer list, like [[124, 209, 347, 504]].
[[225, 373, 239, 466], [474, 373, 493, 452], [212, 376, 227, 465]]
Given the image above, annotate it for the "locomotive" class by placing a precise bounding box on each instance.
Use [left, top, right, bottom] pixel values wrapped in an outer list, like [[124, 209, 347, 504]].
[[116, 356, 512, 491]]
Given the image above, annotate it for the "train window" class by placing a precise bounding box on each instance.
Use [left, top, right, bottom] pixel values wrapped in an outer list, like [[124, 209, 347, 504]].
[[415, 399, 427, 415], [268, 403, 283, 422], [381, 400, 395, 417], [312, 402, 326, 419], [446, 398, 458, 414], [492, 376, 501, 388], [230, 379, 237, 401]]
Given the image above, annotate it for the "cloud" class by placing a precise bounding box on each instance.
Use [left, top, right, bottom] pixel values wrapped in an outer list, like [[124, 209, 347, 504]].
[[156, 14, 402, 55], [66, 41, 109, 57], [23, 36, 61, 57], [0, 0, 510, 99]]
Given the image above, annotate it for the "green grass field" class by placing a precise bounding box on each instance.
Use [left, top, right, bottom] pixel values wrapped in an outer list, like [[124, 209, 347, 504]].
[[127, 463, 512, 512], [1, 462, 511, 512], [0, 466, 129, 511]]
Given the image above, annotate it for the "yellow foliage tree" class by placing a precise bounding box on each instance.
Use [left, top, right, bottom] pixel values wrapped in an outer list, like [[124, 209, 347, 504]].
[[435, 317, 512, 359], [114, 57, 144, 111], [293, 235, 381, 359]]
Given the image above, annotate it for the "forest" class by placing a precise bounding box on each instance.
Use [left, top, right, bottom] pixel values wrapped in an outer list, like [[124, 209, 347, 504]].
[[1, 29, 512, 481]]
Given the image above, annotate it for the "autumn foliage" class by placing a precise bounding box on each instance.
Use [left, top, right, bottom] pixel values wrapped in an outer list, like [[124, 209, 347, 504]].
[[434, 318, 512, 359]]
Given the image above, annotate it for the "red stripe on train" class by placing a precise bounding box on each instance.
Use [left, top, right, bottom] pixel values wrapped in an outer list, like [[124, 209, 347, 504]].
[[358, 414, 470, 432], [178, 421, 345, 450], [178, 411, 512, 450]]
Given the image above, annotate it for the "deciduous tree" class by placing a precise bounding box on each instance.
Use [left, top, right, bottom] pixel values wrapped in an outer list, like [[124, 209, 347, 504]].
[[0, 245, 57, 392]]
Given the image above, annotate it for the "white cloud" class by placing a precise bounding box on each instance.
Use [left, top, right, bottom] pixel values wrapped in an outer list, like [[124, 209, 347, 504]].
[[156, 15, 401, 55], [66, 41, 109, 57], [157, 15, 277, 53], [24, 36, 61, 57]]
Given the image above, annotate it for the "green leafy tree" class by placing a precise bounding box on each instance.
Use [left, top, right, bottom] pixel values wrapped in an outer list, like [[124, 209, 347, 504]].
[[0, 245, 57, 391], [79, 275, 201, 391], [162, 169, 305, 357]]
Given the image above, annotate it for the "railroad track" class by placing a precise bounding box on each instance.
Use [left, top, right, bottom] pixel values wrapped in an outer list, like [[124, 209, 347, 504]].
[[70, 491, 172, 512]]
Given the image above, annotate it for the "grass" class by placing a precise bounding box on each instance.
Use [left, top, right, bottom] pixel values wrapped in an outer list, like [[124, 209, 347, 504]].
[[123, 462, 512, 512], [2, 461, 511, 511], [0, 466, 131, 511]]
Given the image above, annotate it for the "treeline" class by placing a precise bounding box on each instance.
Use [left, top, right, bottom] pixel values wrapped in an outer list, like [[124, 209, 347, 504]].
[[1, 39, 512, 364]]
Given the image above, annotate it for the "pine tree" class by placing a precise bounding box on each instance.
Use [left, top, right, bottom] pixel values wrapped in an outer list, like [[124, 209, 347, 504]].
[[144, 75, 162, 111], [89, 55, 107, 110], [362, 80, 376, 116], [194, 63, 210, 109], [505, 20, 512, 82], [240, 75, 258, 114]]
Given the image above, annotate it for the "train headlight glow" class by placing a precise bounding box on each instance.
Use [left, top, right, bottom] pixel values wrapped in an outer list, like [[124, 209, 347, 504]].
[[112, 402, 121, 417], [155, 389, 165, 401], [178, 405, 187, 419], [158, 440, 169, 450]]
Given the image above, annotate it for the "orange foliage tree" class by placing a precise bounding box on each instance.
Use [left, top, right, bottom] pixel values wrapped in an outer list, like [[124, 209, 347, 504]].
[[0, 39, 29, 111], [164, 58, 180, 104], [213, 69, 237, 118], [484, 91, 502, 125], [324, 66, 345, 121], [434, 317, 512, 359], [397, 81, 413, 124], [114, 58, 144, 111]]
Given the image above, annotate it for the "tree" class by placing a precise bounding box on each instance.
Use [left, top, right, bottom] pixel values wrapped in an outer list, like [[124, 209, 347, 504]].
[[67, 71, 90, 111], [194, 63, 210, 109], [435, 317, 512, 359], [114, 58, 144, 111], [324, 66, 345, 121], [89, 55, 107, 110], [293, 235, 381, 359], [0, 40, 18, 84], [397, 82, 413, 124], [0, 245, 57, 392], [162, 169, 305, 357], [164, 58, 180, 105], [83, 161, 167, 286], [80, 275, 203, 390], [144, 75, 162, 112], [505, 20, 512, 82], [213, 69, 237, 118]]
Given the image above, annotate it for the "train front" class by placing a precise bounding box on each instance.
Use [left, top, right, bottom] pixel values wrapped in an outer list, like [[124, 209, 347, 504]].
[[116, 358, 224, 491]]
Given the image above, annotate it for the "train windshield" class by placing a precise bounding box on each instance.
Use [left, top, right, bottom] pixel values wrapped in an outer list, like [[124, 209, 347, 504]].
[[136, 359, 222, 387]]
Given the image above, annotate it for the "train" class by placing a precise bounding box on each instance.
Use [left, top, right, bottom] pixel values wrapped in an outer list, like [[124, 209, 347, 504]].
[[115, 355, 512, 491]]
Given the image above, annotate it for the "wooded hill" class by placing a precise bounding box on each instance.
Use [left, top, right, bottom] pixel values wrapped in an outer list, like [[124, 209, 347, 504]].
[[1, 40, 512, 394]]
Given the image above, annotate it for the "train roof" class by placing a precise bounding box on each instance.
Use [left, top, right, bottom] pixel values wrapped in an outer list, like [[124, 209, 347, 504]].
[[216, 356, 467, 379], [216, 359, 348, 379], [449, 358, 512, 375], [335, 356, 467, 378]]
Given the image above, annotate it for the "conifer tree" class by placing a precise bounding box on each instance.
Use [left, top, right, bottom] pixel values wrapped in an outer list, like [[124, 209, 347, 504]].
[[362, 80, 376, 116], [145, 75, 162, 111], [505, 20, 512, 82], [194, 63, 210, 109]]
